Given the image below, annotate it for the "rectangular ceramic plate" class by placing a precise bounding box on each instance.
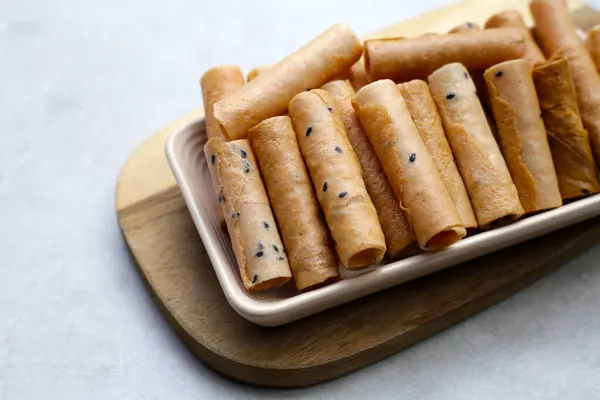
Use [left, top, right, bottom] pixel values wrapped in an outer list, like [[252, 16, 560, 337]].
[[166, 118, 600, 326]]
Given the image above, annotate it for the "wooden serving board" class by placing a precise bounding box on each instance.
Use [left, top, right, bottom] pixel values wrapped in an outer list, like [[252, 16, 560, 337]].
[[116, 0, 600, 387]]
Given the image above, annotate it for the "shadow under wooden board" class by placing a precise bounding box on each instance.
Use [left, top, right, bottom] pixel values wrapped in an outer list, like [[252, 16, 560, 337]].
[[116, 0, 600, 388]]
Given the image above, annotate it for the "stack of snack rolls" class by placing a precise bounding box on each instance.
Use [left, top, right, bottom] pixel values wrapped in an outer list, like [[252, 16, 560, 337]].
[[199, 0, 600, 293]]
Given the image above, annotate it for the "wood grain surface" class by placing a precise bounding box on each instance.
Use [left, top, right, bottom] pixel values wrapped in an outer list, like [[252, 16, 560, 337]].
[[116, 0, 600, 387]]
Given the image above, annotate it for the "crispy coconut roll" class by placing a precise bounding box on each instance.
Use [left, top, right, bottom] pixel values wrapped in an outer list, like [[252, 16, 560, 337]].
[[428, 63, 524, 227], [352, 80, 466, 250], [200, 65, 245, 224], [531, 0, 600, 160], [214, 23, 362, 139], [398, 80, 477, 229], [288, 89, 386, 269], [484, 59, 562, 213], [364, 27, 526, 82], [204, 138, 292, 291], [249, 116, 339, 290], [532, 57, 600, 200], [322, 80, 416, 259]]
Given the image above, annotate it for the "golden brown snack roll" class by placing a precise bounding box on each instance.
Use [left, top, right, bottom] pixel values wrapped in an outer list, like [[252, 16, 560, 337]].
[[204, 138, 292, 291], [352, 79, 466, 250], [364, 27, 526, 82], [484, 59, 562, 213], [485, 10, 545, 64], [249, 117, 339, 290], [322, 80, 416, 259], [530, 0, 582, 55], [288, 89, 386, 269], [532, 57, 600, 200], [214, 23, 362, 139], [398, 80, 477, 229], [200, 65, 245, 224], [428, 63, 524, 227]]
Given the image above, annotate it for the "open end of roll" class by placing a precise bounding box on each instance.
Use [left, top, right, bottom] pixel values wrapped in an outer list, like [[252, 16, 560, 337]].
[[425, 228, 466, 251], [249, 276, 291, 292], [347, 247, 385, 269]]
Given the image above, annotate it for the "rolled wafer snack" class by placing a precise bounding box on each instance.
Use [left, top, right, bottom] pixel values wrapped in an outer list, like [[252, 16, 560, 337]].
[[352, 80, 466, 250], [214, 24, 362, 140], [247, 65, 271, 82], [288, 90, 386, 268], [248, 117, 339, 290], [201, 65, 245, 141], [530, 0, 582, 54], [484, 60, 562, 213], [448, 22, 481, 34], [365, 27, 526, 82], [531, 0, 600, 160], [587, 25, 600, 72], [428, 63, 524, 227], [551, 46, 600, 162], [532, 57, 600, 199], [485, 10, 545, 64], [200, 65, 245, 225], [204, 138, 292, 291], [397, 80, 477, 229], [321, 80, 415, 259]]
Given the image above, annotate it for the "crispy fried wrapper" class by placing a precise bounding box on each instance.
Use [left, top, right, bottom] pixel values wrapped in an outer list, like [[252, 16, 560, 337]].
[[428, 63, 524, 227], [364, 27, 526, 82], [204, 138, 292, 291], [398, 80, 477, 229], [249, 117, 339, 290], [484, 59, 562, 213], [352, 80, 466, 250], [214, 23, 362, 139], [288, 89, 386, 269], [532, 57, 600, 200], [322, 80, 416, 259]]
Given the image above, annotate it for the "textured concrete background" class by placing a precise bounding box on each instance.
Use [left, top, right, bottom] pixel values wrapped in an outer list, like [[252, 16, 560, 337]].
[[1, 0, 600, 398]]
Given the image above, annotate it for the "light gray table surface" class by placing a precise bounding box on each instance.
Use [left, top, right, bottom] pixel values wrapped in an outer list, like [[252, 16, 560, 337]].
[[2, 1, 600, 399]]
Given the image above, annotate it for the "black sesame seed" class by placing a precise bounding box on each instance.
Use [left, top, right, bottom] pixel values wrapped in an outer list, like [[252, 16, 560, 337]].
[[218, 193, 223, 203], [257, 242, 264, 250], [240, 149, 247, 158], [255, 251, 264, 258], [322, 181, 328, 192], [446, 93, 456, 100], [495, 70, 504, 78], [272, 244, 279, 252], [582, 188, 591, 195], [328, 107, 333, 112], [242, 160, 250, 173], [263, 221, 269, 229], [232, 212, 240, 219], [339, 191, 348, 198], [409, 153, 416, 163], [334, 146, 343, 154], [211, 154, 216, 164], [466, 22, 474, 28], [306, 127, 312, 136], [252, 274, 258, 283], [464, 71, 468, 79], [277, 256, 285, 261]]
